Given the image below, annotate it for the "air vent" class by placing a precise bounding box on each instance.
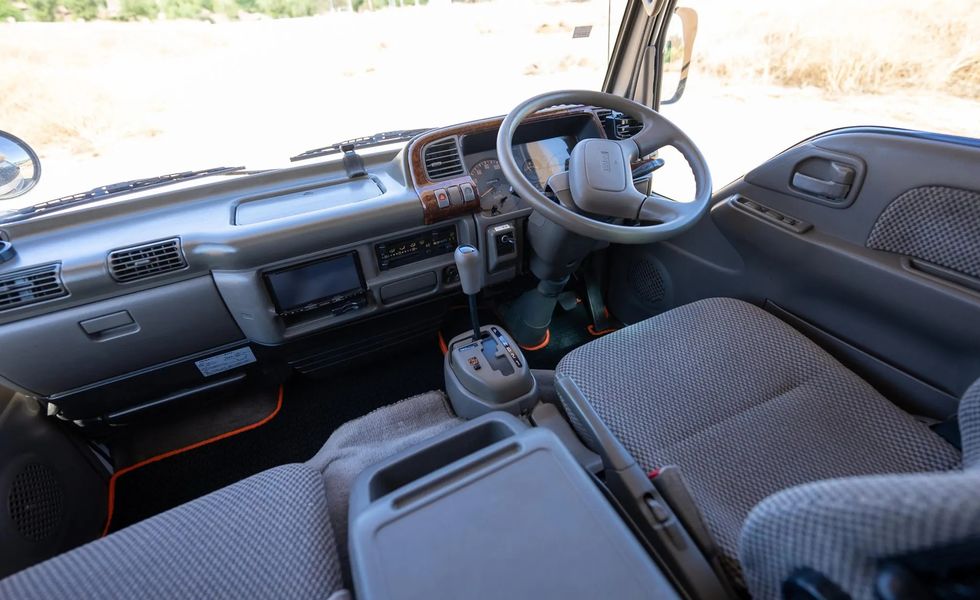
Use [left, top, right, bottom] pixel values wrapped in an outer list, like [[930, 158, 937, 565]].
[[423, 138, 464, 180], [595, 109, 642, 140], [0, 264, 68, 311], [109, 238, 187, 282], [593, 108, 613, 122]]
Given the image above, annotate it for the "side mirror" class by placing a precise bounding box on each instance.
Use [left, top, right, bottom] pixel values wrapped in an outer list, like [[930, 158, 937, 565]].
[[660, 7, 698, 106], [0, 131, 42, 201]]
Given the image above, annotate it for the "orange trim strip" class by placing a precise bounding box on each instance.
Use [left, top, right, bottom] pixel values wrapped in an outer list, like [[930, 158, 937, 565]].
[[587, 324, 619, 336], [519, 328, 551, 351], [438, 331, 448, 355], [100, 385, 285, 537]]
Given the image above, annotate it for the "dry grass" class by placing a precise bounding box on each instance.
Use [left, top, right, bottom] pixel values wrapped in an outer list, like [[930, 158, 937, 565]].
[[686, 0, 980, 98], [0, 0, 977, 203]]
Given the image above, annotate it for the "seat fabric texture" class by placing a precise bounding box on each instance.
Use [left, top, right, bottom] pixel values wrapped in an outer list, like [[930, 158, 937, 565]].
[[555, 297, 962, 594], [0, 463, 346, 600]]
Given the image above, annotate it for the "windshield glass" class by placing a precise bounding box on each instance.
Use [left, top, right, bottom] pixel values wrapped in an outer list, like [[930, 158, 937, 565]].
[[1, 0, 627, 209]]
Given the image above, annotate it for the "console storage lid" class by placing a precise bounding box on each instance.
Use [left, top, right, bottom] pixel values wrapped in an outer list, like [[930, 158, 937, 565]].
[[349, 413, 678, 600]]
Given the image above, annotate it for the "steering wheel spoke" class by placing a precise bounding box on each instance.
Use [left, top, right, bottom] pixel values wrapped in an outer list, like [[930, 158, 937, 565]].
[[631, 125, 675, 158], [545, 170, 576, 210], [638, 192, 699, 223]]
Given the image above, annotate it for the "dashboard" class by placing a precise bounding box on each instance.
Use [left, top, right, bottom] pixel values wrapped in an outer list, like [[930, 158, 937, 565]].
[[0, 105, 613, 421]]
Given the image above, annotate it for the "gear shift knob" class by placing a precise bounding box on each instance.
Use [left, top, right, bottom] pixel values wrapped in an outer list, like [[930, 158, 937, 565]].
[[454, 245, 482, 296]]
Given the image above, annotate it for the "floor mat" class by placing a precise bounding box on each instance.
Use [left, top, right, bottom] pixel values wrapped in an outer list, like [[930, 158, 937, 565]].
[[518, 301, 604, 370], [109, 385, 281, 468], [107, 339, 445, 533], [307, 390, 462, 576]]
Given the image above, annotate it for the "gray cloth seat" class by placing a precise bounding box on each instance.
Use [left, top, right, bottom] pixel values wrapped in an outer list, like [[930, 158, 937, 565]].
[[0, 464, 347, 600], [556, 297, 978, 599]]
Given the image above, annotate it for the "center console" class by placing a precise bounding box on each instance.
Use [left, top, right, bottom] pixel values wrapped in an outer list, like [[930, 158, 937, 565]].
[[443, 245, 539, 418], [348, 413, 680, 600]]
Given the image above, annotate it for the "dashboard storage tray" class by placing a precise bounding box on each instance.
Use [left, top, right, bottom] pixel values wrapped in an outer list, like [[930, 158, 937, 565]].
[[348, 413, 678, 600]]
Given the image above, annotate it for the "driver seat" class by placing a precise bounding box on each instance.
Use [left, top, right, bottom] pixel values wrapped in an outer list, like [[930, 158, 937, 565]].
[[555, 298, 980, 599]]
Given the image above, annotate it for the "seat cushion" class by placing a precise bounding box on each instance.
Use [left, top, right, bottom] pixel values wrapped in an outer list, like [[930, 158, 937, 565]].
[[0, 464, 346, 600], [741, 377, 980, 600], [556, 298, 960, 584]]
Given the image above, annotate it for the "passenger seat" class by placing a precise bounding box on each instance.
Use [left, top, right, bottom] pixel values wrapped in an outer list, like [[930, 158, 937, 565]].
[[0, 464, 348, 600]]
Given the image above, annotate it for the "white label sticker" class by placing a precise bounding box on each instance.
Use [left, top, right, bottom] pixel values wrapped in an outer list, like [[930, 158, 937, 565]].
[[195, 347, 257, 377]]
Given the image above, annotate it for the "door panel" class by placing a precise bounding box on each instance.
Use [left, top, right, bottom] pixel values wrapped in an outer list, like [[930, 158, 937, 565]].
[[607, 128, 980, 418]]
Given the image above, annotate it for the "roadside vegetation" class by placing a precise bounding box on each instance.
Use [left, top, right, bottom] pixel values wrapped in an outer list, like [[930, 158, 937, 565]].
[[687, 0, 979, 99], [0, 0, 428, 21], [1, 0, 976, 203]]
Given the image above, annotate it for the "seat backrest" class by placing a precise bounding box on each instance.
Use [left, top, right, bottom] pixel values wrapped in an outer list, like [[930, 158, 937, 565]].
[[0, 464, 348, 600], [738, 378, 980, 600]]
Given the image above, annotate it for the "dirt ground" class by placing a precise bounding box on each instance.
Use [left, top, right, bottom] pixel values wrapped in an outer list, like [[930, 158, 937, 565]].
[[2, 0, 977, 207]]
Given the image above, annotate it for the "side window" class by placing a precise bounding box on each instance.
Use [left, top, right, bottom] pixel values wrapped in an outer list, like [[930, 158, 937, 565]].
[[657, 1, 980, 187]]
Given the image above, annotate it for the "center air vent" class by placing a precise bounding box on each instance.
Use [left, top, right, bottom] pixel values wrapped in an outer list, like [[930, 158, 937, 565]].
[[423, 139, 464, 180], [109, 238, 187, 283], [0, 264, 68, 311]]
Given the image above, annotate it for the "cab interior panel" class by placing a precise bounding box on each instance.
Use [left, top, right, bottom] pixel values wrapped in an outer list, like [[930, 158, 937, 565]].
[[0, 1, 978, 598]]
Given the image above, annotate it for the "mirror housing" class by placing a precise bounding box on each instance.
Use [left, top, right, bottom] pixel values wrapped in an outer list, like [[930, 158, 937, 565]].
[[0, 131, 42, 201], [660, 7, 699, 106]]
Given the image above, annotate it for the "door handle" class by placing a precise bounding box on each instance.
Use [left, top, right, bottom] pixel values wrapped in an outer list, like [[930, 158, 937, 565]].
[[791, 172, 850, 199], [791, 158, 855, 201]]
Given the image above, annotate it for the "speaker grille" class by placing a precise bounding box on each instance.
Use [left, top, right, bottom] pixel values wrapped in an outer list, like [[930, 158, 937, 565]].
[[8, 463, 64, 542], [629, 258, 666, 304]]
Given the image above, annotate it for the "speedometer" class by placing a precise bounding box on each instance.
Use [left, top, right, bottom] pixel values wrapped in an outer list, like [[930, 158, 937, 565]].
[[469, 158, 514, 215]]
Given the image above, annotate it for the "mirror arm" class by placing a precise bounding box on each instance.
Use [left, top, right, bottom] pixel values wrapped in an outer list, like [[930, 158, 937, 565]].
[[661, 7, 699, 106]]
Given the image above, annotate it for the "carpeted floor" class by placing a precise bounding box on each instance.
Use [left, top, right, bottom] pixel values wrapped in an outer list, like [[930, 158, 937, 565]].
[[107, 339, 445, 533]]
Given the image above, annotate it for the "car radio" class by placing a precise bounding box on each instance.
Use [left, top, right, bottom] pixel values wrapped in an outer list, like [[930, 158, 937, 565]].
[[264, 251, 368, 318], [375, 225, 458, 271]]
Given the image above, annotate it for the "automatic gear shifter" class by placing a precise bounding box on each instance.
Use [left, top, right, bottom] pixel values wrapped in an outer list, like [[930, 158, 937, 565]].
[[445, 245, 538, 419], [454, 245, 482, 340]]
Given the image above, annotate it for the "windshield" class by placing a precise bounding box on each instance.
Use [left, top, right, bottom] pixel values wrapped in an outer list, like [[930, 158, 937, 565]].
[[1, 0, 627, 209]]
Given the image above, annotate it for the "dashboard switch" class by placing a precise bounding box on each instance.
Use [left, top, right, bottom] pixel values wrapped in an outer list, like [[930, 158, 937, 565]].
[[460, 183, 477, 203], [434, 188, 450, 209], [447, 185, 463, 206]]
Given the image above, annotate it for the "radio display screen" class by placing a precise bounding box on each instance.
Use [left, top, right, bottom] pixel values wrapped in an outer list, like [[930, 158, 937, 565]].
[[375, 225, 458, 271], [264, 251, 365, 314]]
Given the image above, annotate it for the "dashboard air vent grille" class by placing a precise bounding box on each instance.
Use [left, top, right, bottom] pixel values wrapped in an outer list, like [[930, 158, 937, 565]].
[[613, 114, 643, 140], [109, 238, 187, 282], [0, 264, 67, 311], [423, 139, 464, 180], [595, 109, 642, 140]]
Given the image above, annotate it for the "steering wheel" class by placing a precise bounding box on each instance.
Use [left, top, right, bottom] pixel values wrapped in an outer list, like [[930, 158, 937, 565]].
[[496, 90, 712, 245]]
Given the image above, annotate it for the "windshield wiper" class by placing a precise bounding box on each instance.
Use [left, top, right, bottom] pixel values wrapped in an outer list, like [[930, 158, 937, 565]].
[[290, 128, 432, 163], [1, 165, 245, 223]]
